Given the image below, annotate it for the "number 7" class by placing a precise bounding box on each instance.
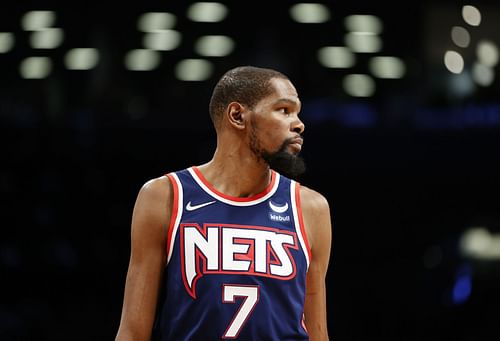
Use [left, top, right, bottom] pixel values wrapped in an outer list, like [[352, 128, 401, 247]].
[[222, 284, 260, 339]]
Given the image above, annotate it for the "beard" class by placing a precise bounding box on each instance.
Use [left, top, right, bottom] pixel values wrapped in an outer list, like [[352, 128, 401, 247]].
[[250, 129, 306, 179], [261, 139, 306, 179]]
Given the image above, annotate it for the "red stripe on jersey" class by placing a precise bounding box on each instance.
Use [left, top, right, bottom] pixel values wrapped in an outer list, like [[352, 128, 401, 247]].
[[166, 173, 180, 260], [191, 166, 277, 202], [295, 183, 312, 263]]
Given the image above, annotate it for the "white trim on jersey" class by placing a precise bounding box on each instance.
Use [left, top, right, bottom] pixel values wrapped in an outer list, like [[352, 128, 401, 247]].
[[290, 180, 310, 269], [167, 172, 184, 264], [187, 167, 281, 206]]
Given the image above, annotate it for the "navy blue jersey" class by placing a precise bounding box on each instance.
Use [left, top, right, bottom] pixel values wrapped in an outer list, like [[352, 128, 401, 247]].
[[154, 166, 311, 340]]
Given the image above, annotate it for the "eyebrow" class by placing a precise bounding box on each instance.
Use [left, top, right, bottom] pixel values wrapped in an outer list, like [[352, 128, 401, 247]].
[[273, 98, 302, 108]]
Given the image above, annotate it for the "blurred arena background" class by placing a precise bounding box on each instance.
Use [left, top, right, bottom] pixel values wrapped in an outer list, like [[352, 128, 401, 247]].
[[1, 0, 500, 340]]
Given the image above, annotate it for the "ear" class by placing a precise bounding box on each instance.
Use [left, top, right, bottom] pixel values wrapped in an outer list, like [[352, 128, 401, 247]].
[[226, 102, 246, 130]]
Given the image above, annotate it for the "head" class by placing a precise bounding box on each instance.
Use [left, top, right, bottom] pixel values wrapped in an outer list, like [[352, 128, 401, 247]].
[[209, 66, 289, 128], [209, 66, 306, 179]]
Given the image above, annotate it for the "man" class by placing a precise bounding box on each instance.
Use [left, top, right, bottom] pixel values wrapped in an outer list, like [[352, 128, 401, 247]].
[[116, 66, 332, 340]]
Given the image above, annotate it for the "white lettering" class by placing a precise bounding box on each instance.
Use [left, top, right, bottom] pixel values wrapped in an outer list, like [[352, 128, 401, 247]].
[[183, 226, 219, 290], [269, 213, 291, 222], [181, 224, 297, 298], [269, 233, 295, 276], [222, 228, 251, 271]]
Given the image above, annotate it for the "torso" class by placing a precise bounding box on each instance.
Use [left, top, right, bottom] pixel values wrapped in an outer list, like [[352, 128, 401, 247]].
[[154, 166, 311, 340]]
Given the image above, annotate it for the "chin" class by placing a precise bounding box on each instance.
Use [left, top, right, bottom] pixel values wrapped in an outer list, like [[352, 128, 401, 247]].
[[264, 150, 306, 179], [287, 144, 302, 155]]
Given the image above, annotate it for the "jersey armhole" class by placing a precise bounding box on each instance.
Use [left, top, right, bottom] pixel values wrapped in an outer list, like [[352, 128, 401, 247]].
[[165, 173, 183, 264], [292, 181, 312, 268]]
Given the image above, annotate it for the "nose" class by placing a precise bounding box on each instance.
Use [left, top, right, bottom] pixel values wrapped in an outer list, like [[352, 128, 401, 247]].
[[292, 116, 305, 135]]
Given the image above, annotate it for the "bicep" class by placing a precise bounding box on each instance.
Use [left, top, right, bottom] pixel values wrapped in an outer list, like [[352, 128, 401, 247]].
[[116, 178, 171, 340]]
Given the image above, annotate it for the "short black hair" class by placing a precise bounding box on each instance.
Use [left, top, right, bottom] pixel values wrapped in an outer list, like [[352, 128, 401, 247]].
[[209, 66, 289, 127]]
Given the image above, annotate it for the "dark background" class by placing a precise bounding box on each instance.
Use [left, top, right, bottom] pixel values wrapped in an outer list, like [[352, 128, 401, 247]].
[[1, 0, 500, 340]]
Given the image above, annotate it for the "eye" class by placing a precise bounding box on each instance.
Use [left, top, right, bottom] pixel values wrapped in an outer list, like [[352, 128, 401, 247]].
[[279, 107, 289, 114]]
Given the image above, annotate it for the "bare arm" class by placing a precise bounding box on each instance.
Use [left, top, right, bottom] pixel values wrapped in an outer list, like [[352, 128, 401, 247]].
[[301, 186, 332, 341], [115, 176, 172, 341]]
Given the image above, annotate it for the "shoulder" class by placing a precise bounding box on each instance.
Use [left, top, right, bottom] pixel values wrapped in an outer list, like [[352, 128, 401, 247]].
[[297, 184, 332, 253], [130, 175, 175, 247], [298, 184, 331, 215], [137, 166, 191, 201], [135, 167, 190, 212], [133, 175, 174, 226], [138, 175, 172, 200]]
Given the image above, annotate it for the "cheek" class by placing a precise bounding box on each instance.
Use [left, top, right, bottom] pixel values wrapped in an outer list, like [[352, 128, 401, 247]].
[[262, 116, 285, 133], [251, 115, 288, 149], [263, 128, 288, 151]]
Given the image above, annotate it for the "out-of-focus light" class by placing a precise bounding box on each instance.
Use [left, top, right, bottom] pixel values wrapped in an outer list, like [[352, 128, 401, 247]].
[[64, 48, 99, 70], [20, 57, 52, 79], [476, 40, 499, 67], [289, 3, 330, 23], [462, 5, 481, 26], [195, 35, 234, 57], [0, 32, 14, 53], [318, 46, 356, 68], [369, 56, 406, 79], [343, 74, 375, 97], [21, 11, 56, 31], [448, 71, 475, 97], [187, 2, 228, 23], [452, 274, 472, 305], [460, 227, 500, 260], [143, 30, 181, 51], [30, 28, 64, 49], [451, 26, 470, 48], [472, 63, 495, 86], [444, 50, 464, 74], [344, 15, 383, 34], [345, 33, 382, 53], [124, 49, 161, 71], [138, 12, 176, 32], [317, 46, 355, 68], [175, 59, 213, 81]]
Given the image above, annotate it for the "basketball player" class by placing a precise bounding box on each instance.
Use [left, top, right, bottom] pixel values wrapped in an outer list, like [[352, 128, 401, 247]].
[[116, 66, 332, 340]]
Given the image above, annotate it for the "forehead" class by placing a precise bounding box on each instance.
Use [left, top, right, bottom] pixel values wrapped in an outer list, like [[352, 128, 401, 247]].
[[268, 78, 298, 99], [252, 77, 301, 111]]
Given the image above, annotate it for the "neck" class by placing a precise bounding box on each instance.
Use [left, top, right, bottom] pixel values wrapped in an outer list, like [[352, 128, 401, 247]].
[[197, 147, 272, 198]]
